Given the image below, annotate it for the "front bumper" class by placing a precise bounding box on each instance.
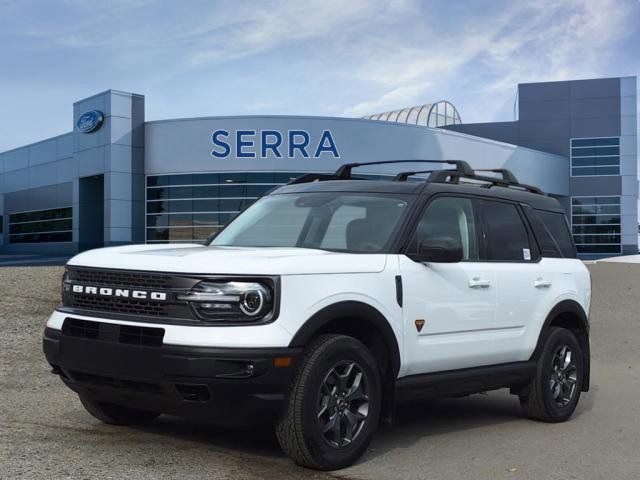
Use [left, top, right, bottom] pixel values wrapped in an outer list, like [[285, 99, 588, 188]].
[[43, 323, 301, 426]]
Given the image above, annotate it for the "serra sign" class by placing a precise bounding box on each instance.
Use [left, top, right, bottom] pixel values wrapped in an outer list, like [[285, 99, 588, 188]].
[[212, 130, 339, 158]]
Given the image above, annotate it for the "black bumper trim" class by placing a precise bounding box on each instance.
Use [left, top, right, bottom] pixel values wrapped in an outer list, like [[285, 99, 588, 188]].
[[43, 326, 300, 425]]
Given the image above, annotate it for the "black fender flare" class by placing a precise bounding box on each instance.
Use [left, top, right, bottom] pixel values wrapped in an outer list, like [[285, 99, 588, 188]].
[[288, 300, 401, 378], [531, 299, 590, 391]]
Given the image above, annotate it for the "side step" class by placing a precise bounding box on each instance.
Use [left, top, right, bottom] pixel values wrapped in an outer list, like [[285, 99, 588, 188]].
[[395, 361, 536, 402]]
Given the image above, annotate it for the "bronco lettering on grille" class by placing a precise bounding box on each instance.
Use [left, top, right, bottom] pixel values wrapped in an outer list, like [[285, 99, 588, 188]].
[[71, 284, 167, 301]]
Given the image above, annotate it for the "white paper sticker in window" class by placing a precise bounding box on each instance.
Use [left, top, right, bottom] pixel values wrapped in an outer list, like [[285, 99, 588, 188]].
[[523, 248, 531, 261]]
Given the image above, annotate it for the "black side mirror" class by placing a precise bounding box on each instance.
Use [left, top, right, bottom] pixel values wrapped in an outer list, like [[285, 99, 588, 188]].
[[205, 230, 219, 244], [409, 236, 463, 263]]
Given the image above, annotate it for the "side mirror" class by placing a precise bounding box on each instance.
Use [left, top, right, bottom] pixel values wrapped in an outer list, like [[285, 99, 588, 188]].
[[410, 236, 463, 263], [205, 230, 219, 244]]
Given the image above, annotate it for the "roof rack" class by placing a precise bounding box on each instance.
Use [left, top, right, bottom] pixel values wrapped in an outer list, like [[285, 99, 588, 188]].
[[334, 160, 474, 179], [393, 169, 440, 182], [474, 169, 519, 184], [286, 160, 544, 195], [427, 170, 543, 194], [287, 173, 339, 184]]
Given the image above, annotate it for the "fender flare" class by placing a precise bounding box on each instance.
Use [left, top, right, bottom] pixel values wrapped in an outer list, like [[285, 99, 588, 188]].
[[288, 300, 401, 377], [531, 299, 590, 391]]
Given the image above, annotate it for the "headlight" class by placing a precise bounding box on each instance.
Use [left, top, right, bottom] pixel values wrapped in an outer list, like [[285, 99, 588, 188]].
[[177, 281, 273, 322]]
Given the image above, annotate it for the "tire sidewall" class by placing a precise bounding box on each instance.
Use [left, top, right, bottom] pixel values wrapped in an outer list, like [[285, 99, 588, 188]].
[[539, 328, 583, 419], [300, 337, 381, 469]]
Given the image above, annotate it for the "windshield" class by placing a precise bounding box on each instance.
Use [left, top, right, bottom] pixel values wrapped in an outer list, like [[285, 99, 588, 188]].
[[210, 192, 413, 252]]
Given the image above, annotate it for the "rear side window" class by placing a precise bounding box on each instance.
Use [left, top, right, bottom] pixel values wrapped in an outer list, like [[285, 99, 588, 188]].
[[482, 201, 532, 262], [536, 210, 576, 258]]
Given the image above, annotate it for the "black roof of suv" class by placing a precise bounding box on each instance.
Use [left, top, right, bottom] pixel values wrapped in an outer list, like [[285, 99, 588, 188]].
[[274, 160, 564, 213]]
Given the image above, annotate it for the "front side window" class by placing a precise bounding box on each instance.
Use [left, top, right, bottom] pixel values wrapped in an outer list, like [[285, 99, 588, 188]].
[[483, 201, 531, 262], [211, 192, 412, 253], [410, 196, 478, 261]]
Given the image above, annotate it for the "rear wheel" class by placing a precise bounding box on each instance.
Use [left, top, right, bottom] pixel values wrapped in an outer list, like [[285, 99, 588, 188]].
[[79, 395, 160, 426], [520, 327, 583, 422], [276, 334, 381, 470]]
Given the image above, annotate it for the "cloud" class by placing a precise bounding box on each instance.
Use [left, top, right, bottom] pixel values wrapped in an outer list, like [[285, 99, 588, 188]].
[[184, 0, 382, 66], [343, 82, 431, 116], [0, 0, 637, 151], [341, 0, 639, 120]]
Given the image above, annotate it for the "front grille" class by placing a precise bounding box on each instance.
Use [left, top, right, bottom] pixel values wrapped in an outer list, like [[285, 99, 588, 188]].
[[68, 294, 167, 317], [67, 267, 173, 289], [63, 267, 197, 320], [62, 318, 165, 347]]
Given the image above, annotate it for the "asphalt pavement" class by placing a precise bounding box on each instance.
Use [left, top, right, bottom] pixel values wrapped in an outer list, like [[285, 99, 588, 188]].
[[1, 262, 639, 479]]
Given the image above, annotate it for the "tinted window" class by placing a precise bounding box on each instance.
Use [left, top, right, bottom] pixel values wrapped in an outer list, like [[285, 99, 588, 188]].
[[523, 207, 560, 258], [536, 210, 576, 258], [411, 197, 478, 261], [483, 201, 531, 262]]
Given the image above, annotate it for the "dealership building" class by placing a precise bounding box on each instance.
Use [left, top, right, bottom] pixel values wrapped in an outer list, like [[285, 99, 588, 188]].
[[0, 76, 636, 259]]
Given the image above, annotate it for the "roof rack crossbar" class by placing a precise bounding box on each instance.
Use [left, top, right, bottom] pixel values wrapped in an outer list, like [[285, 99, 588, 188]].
[[334, 160, 474, 179]]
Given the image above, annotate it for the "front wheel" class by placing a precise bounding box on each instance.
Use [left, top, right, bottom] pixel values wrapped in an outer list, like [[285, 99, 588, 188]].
[[520, 327, 583, 422], [276, 334, 381, 470]]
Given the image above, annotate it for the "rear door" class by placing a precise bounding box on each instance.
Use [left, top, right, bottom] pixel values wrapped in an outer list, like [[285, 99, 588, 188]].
[[479, 199, 557, 363], [399, 195, 497, 375]]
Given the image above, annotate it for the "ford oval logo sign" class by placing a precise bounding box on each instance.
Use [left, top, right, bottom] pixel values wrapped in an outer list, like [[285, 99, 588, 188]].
[[76, 110, 104, 133]]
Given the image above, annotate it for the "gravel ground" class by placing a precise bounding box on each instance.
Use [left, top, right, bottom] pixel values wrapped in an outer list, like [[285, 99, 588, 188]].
[[1, 263, 639, 479]]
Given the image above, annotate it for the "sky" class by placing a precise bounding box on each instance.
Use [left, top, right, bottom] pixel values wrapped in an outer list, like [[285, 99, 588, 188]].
[[0, 0, 639, 151]]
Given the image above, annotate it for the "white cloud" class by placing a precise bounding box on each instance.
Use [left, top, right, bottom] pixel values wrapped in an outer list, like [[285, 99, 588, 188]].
[[0, 0, 637, 150], [341, 0, 639, 120], [343, 82, 431, 116]]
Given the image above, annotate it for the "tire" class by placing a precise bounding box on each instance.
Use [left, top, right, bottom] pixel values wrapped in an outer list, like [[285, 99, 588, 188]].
[[79, 395, 160, 426], [520, 327, 583, 422], [276, 334, 381, 470]]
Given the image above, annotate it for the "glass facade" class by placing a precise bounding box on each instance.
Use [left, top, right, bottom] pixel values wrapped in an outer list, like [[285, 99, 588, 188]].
[[8, 207, 72, 244], [570, 137, 620, 176], [146, 172, 307, 243], [571, 196, 621, 254]]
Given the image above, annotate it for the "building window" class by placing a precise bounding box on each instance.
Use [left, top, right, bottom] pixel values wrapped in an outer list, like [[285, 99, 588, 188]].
[[570, 137, 620, 176], [145, 172, 307, 243], [571, 196, 621, 254], [8, 207, 73, 244]]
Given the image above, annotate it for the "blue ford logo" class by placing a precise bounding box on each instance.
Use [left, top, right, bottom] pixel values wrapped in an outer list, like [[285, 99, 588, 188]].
[[76, 110, 104, 133]]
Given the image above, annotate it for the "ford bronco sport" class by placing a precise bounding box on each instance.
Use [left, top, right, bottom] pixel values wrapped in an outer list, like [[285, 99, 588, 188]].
[[43, 160, 591, 470]]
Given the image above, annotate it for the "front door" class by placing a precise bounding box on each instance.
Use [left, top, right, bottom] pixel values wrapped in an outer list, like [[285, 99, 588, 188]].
[[400, 195, 497, 376]]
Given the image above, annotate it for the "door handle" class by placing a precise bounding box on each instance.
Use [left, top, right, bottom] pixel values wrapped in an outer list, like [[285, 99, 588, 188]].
[[469, 277, 491, 289], [534, 278, 552, 288]]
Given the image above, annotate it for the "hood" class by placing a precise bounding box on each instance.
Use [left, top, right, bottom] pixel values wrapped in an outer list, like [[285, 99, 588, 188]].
[[67, 244, 388, 275]]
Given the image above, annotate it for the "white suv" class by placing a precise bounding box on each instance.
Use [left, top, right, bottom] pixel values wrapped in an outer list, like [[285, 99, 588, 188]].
[[43, 161, 591, 470]]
